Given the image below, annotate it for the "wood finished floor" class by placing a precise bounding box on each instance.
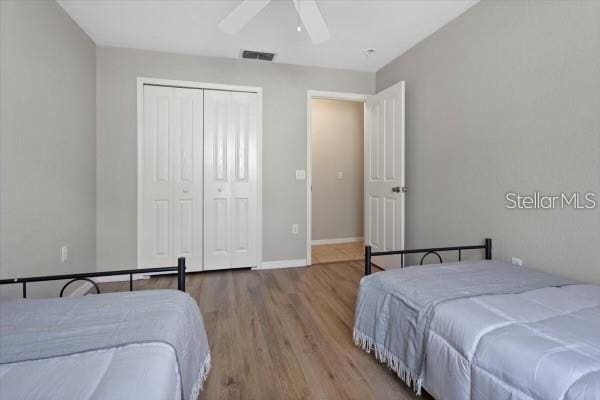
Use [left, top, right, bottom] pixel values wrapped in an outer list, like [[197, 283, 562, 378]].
[[311, 241, 364, 264], [100, 262, 425, 400]]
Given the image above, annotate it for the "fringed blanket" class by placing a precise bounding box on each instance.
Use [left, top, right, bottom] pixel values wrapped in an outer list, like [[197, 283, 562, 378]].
[[353, 260, 576, 394]]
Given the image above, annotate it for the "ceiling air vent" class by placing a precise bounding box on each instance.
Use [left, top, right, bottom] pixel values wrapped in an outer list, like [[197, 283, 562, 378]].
[[241, 50, 276, 62]]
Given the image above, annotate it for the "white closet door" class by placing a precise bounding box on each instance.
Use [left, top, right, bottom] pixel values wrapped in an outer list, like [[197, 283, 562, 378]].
[[142, 85, 203, 270], [204, 90, 258, 270], [365, 81, 405, 256]]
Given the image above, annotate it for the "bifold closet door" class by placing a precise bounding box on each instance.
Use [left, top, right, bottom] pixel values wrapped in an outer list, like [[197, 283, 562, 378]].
[[141, 85, 203, 271], [204, 90, 258, 270]]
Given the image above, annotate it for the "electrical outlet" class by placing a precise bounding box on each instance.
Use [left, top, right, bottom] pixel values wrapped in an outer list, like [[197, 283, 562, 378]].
[[291, 224, 299, 234], [61, 245, 69, 263], [511, 257, 523, 266], [295, 170, 306, 180]]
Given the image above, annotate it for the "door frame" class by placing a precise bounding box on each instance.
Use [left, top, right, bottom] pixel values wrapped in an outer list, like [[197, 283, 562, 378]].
[[136, 77, 264, 270], [306, 90, 369, 264]]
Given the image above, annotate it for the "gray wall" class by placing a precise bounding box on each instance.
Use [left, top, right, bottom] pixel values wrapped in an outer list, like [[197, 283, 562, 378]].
[[376, 0, 600, 283], [0, 0, 97, 298], [96, 46, 373, 268], [311, 99, 364, 241]]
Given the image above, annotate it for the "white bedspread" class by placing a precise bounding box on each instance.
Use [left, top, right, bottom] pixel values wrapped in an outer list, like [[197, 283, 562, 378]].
[[0, 343, 180, 400], [425, 284, 600, 400]]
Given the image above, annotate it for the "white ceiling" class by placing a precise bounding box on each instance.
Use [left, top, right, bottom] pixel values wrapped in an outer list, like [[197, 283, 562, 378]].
[[58, 0, 478, 72]]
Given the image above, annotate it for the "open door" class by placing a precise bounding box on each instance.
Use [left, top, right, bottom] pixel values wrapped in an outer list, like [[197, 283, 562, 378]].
[[364, 81, 405, 267]]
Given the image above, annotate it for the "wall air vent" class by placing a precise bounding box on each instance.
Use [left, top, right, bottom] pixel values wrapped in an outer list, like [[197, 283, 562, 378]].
[[241, 50, 276, 62]]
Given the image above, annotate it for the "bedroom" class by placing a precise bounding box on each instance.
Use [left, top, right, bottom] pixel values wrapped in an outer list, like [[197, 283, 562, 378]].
[[0, 0, 598, 399]]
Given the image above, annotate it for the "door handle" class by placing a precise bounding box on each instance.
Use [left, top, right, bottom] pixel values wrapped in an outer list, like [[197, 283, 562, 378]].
[[392, 186, 407, 193]]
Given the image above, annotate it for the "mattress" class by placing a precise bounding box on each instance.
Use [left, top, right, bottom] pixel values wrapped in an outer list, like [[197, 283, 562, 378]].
[[425, 284, 600, 400], [0, 290, 211, 400], [0, 343, 180, 400], [353, 262, 600, 400]]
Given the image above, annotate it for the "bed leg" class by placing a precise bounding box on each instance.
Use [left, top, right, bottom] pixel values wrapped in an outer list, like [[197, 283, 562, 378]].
[[485, 238, 492, 260], [365, 246, 372, 276], [177, 257, 186, 292]]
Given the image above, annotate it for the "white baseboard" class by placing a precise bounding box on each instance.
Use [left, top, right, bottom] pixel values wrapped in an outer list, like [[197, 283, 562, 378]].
[[68, 281, 94, 297], [311, 237, 364, 246], [66, 273, 154, 296], [94, 274, 150, 283], [259, 259, 308, 270]]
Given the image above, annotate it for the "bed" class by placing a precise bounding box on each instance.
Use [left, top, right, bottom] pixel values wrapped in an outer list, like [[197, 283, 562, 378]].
[[0, 258, 211, 400], [354, 239, 600, 400]]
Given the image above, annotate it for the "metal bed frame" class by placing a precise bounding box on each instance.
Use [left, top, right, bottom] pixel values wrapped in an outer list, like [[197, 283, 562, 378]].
[[0, 257, 187, 298], [364, 238, 492, 275]]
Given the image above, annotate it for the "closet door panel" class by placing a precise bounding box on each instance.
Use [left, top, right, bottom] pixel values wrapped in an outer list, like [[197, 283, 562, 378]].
[[228, 92, 258, 267], [172, 88, 203, 271], [142, 85, 174, 266], [142, 85, 203, 269], [204, 90, 258, 270], [204, 91, 232, 269]]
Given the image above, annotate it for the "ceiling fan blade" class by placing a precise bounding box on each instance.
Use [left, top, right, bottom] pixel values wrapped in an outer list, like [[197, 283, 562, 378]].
[[218, 0, 271, 35], [294, 0, 330, 44]]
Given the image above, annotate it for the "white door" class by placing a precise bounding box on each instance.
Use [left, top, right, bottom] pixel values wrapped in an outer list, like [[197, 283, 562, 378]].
[[204, 90, 258, 270], [141, 85, 204, 271], [365, 81, 405, 258]]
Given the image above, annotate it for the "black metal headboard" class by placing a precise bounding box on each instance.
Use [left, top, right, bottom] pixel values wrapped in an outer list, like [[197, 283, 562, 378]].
[[364, 238, 492, 275], [0, 257, 187, 298]]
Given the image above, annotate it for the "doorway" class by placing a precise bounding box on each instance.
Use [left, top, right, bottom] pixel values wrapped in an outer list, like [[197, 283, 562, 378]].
[[306, 91, 368, 265], [306, 82, 406, 268]]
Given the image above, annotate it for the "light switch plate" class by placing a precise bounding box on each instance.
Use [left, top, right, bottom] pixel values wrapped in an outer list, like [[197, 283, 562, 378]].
[[61, 245, 69, 263], [295, 170, 306, 180], [336, 171, 343, 179]]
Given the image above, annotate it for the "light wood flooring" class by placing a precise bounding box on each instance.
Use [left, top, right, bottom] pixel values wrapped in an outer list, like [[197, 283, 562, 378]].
[[100, 262, 426, 400], [311, 241, 364, 264]]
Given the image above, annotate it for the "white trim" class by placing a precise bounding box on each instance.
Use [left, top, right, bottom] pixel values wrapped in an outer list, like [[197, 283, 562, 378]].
[[307, 91, 369, 102], [136, 79, 144, 269], [94, 274, 151, 283], [68, 282, 93, 297], [306, 90, 369, 265], [258, 259, 308, 270], [67, 274, 153, 296], [137, 77, 262, 93], [311, 236, 364, 246], [67, 275, 149, 296], [256, 91, 263, 269], [400, 82, 406, 251], [137, 77, 263, 271]]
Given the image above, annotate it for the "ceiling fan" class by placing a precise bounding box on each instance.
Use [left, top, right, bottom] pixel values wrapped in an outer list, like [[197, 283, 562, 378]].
[[218, 0, 331, 44]]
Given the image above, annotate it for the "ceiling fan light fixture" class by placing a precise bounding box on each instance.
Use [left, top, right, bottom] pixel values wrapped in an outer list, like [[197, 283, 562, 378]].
[[364, 48, 376, 56], [219, 0, 330, 44]]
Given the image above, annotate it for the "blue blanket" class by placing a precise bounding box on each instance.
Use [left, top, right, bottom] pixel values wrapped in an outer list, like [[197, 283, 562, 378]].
[[0, 290, 210, 400]]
